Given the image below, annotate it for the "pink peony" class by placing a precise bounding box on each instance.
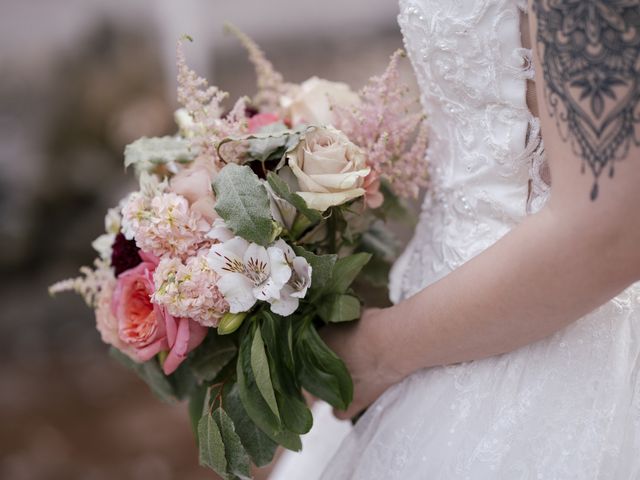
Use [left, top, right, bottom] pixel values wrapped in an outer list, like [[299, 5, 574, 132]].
[[111, 252, 207, 375], [248, 113, 280, 133]]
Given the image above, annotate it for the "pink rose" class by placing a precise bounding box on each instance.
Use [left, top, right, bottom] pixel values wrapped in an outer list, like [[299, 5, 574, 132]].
[[171, 165, 218, 225], [248, 113, 280, 133], [111, 252, 207, 375]]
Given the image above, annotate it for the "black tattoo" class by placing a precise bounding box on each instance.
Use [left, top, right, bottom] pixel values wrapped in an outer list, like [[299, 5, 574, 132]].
[[533, 0, 640, 200]]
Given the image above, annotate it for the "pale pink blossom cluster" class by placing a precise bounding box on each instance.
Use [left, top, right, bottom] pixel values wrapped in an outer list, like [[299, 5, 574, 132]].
[[333, 50, 429, 199], [153, 253, 229, 328], [121, 191, 207, 258]]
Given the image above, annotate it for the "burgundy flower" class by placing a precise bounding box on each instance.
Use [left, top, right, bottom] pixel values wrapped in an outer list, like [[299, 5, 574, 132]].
[[111, 233, 142, 276]]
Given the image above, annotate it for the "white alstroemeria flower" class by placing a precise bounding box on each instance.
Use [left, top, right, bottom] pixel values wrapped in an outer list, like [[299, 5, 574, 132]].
[[207, 237, 292, 313], [206, 218, 235, 243], [268, 240, 313, 316]]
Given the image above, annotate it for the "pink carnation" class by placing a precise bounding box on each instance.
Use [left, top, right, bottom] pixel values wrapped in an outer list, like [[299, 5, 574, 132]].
[[121, 191, 207, 259], [111, 252, 207, 375], [153, 252, 229, 328]]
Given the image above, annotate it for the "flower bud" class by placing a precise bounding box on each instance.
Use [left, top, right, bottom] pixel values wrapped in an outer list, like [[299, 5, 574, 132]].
[[217, 312, 248, 335]]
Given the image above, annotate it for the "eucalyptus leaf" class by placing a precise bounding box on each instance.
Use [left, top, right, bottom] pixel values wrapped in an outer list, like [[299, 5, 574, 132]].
[[124, 136, 195, 174], [225, 384, 278, 467], [109, 348, 176, 403], [248, 122, 292, 162], [198, 413, 228, 477], [213, 164, 275, 246], [317, 294, 361, 323], [251, 326, 280, 421], [214, 408, 252, 480]]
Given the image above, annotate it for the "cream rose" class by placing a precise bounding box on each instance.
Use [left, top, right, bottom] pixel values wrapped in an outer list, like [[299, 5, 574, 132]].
[[283, 77, 360, 126], [287, 126, 370, 212]]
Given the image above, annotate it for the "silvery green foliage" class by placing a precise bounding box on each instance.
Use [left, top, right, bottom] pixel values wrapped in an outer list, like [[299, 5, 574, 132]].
[[124, 136, 195, 175]]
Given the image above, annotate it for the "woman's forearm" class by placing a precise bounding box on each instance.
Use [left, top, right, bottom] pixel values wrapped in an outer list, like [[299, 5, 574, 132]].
[[381, 205, 639, 379]]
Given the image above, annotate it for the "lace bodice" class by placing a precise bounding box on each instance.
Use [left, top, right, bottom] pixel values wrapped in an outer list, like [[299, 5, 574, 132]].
[[390, 0, 547, 301]]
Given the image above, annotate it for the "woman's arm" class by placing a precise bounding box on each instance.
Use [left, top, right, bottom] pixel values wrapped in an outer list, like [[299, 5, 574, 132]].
[[325, 0, 640, 419]]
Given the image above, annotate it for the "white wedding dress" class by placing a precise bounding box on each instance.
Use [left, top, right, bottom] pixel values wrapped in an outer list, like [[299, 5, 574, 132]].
[[271, 0, 640, 478]]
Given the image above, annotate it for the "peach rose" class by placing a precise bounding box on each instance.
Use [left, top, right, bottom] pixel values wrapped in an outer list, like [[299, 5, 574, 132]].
[[287, 126, 370, 211], [111, 252, 207, 375]]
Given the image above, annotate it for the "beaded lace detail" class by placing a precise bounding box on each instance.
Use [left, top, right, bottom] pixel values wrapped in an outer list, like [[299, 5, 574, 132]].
[[390, 0, 548, 302]]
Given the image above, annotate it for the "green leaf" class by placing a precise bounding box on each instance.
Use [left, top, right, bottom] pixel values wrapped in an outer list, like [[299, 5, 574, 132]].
[[248, 123, 292, 162], [251, 326, 280, 421], [260, 314, 312, 435], [329, 252, 372, 294], [292, 247, 337, 293], [317, 294, 361, 323], [237, 331, 301, 451], [225, 383, 278, 467], [109, 348, 176, 403], [295, 325, 353, 410], [189, 384, 208, 444], [266, 172, 322, 224], [214, 408, 252, 480], [198, 412, 228, 477], [213, 163, 275, 246], [124, 136, 195, 173], [189, 333, 238, 383]]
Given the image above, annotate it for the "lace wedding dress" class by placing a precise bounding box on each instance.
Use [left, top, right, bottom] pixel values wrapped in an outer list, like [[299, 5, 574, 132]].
[[271, 0, 640, 478]]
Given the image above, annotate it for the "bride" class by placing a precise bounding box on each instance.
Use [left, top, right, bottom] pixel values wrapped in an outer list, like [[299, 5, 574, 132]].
[[272, 0, 640, 478]]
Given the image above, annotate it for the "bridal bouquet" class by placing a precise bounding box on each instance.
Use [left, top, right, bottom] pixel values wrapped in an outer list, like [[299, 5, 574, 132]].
[[51, 26, 427, 479]]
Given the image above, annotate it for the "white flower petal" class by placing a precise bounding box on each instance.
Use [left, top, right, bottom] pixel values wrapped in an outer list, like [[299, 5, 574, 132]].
[[217, 272, 256, 313], [272, 239, 296, 264], [269, 285, 300, 316], [267, 246, 292, 287], [296, 188, 366, 212], [291, 257, 312, 299], [207, 218, 234, 243], [207, 237, 249, 275]]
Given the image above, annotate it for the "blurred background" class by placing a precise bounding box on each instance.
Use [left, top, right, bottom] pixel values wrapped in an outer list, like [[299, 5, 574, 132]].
[[0, 1, 415, 478]]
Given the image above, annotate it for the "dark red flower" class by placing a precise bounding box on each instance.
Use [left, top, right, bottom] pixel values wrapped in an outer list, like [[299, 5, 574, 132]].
[[111, 233, 142, 276]]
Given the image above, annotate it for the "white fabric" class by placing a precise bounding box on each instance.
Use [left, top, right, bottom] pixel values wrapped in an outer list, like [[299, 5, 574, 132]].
[[272, 0, 640, 478]]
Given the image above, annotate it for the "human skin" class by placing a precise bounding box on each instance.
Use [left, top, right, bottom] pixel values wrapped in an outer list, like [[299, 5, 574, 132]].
[[323, 0, 640, 419]]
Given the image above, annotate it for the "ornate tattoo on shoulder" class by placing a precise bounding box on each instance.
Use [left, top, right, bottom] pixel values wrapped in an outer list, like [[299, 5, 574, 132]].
[[533, 0, 640, 200]]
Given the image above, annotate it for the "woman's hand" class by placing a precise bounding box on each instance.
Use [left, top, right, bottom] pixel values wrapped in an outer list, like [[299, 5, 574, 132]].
[[320, 308, 404, 420]]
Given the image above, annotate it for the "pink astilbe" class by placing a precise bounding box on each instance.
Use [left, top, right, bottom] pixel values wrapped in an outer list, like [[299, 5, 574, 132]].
[[225, 23, 296, 113], [177, 38, 228, 161], [333, 50, 429, 199], [153, 252, 229, 327]]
